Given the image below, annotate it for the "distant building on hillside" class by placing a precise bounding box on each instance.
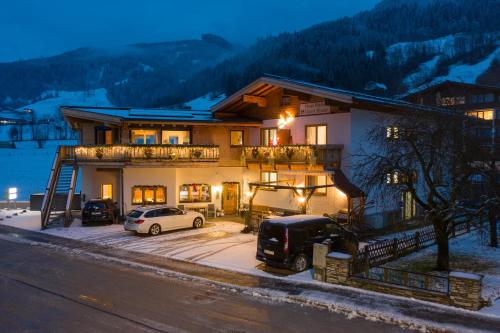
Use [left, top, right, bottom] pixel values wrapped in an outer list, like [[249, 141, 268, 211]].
[[403, 80, 500, 150]]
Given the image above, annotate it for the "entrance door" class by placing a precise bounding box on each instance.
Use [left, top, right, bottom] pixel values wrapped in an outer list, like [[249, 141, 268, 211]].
[[402, 191, 416, 220], [222, 182, 239, 215]]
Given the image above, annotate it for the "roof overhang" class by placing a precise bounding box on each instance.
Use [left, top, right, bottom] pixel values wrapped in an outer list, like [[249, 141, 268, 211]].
[[212, 76, 353, 114]]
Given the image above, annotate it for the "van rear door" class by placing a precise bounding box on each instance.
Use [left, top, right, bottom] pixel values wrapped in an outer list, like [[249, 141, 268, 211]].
[[257, 221, 286, 260]]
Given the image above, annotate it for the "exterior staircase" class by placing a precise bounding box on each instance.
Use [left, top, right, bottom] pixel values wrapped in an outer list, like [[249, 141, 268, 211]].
[[41, 146, 78, 229]]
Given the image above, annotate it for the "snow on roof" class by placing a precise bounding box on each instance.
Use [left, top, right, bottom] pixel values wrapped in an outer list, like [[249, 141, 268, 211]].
[[326, 252, 352, 260], [184, 93, 226, 111], [63, 106, 215, 121], [250, 74, 453, 115], [62, 105, 260, 124], [449, 272, 483, 281], [264, 214, 331, 225]]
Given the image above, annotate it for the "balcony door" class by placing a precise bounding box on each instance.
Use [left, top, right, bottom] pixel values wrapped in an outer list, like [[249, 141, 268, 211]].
[[260, 128, 291, 146]]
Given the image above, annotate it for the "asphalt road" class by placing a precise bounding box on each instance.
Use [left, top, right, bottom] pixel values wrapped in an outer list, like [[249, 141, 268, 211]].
[[0, 237, 412, 333]]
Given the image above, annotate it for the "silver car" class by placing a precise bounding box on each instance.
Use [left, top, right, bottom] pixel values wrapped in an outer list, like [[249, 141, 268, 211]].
[[124, 206, 205, 236]]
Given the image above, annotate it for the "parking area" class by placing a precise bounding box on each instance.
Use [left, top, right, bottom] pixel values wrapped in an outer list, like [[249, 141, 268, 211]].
[[0, 209, 299, 277]]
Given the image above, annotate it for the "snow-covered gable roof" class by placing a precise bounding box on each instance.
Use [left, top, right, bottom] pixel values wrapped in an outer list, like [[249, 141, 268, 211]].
[[401, 80, 500, 100], [212, 74, 454, 116]]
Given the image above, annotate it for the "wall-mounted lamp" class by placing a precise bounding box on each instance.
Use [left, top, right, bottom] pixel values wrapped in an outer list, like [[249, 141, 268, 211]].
[[278, 111, 294, 129], [213, 185, 223, 200]]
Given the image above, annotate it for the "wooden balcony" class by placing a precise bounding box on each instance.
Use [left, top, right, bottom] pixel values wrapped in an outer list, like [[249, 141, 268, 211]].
[[60, 145, 219, 165], [242, 144, 343, 170]]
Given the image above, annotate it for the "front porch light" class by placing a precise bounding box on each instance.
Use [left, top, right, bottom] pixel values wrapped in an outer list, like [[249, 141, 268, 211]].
[[212, 185, 222, 200]]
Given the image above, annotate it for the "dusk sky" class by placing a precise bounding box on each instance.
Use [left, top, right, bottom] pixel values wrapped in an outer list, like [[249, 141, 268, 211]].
[[0, 0, 379, 62]]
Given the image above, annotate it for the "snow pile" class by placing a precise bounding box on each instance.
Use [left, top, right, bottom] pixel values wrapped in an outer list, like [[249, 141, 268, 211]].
[[17, 89, 113, 119], [184, 93, 226, 111]]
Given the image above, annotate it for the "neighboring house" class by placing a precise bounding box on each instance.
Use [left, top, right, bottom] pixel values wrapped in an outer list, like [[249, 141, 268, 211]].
[[404, 80, 500, 150], [41, 75, 448, 229]]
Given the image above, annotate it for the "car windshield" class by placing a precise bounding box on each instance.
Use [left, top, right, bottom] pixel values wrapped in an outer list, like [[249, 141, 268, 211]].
[[127, 210, 143, 218], [85, 202, 106, 210]]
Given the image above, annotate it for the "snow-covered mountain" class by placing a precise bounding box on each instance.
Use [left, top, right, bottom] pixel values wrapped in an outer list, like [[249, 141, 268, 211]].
[[0, 34, 237, 109]]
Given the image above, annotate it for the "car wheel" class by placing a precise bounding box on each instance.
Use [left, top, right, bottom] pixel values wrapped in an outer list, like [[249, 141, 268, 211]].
[[149, 224, 161, 236], [292, 253, 309, 272], [193, 217, 203, 229]]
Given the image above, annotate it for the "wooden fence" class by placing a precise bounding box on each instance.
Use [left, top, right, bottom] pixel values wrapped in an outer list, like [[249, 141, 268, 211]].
[[352, 215, 480, 274]]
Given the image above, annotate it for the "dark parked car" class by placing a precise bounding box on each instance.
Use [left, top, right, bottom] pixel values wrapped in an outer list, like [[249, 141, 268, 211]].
[[256, 215, 358, 272], [82, 199, 120, 226]]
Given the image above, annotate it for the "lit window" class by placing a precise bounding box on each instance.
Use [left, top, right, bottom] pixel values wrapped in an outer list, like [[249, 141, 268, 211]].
[[230, 130, 244, 146], [131, 186, 167, 205], [306, 125, 327, 145], [466, 110, 494, 120], [161, 130, 190, 145], [261, 128, 278, 146], [179, 184, 211, 203], [131, 129, 158, 144], [386, 171, 400, 184], [386, 126, 400, 140], [305, 175, 327, 195], [101, 184, 113, 200], [261, 171, 278, 190]]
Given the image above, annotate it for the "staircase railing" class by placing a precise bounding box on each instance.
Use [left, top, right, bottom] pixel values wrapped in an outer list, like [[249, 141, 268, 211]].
[[64, 165, 78, 227], [41, 146, 62, 229]]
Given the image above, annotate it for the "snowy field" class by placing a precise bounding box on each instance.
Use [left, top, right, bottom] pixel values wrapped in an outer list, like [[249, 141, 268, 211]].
[[18, 89, 113, 118], [0, 140, 78, 200]]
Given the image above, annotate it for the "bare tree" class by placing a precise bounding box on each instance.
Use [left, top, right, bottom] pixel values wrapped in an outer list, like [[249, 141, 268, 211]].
[[354, 111, 475, 271]]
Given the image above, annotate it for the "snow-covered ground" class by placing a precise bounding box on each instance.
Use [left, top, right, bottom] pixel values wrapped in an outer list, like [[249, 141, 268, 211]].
[[403, 55, 441, 89], [429, 47, 500, 86], [0, 210, 271, 277], [386, 228, 500, 314], [0, 140, 77, 200], [2, 209, 500, 321], [18, 89, 113, 118], [386, 34, 457, 65]]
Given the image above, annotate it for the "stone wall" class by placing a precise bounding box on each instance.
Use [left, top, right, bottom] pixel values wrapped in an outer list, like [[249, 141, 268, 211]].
[[315, 250, 485, 311]]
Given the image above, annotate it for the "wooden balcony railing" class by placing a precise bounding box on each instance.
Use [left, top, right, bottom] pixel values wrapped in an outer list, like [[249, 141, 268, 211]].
[[242, 144, 343, 168], [60, 145, 219, 163]]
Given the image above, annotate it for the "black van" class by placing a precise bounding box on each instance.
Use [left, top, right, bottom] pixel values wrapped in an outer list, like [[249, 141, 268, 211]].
[[256, 215, 357, 272]]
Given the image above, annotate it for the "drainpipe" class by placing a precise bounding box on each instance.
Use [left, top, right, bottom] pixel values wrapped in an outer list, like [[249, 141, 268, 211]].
[[120, 168, 124, 217]]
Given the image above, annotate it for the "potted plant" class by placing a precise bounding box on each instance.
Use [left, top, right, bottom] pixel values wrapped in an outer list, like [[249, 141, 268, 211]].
[[192, 149, 202, 159], [285, 147, 295, 160], [95, 147, 104, 160], [144, 147, 153, 158], [251, 147, 259, 159]]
